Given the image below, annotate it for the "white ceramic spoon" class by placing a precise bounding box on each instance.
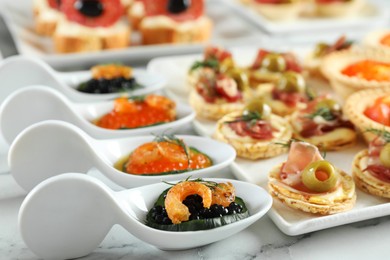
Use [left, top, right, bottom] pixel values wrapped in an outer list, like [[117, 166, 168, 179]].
[[0, 85, 195, 145], [19, 173, 272, 259], [9, 120, 236, 191], [0, 56, 166, 104]]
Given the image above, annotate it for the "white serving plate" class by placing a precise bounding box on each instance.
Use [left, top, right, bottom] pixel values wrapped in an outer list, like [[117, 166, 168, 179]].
[[147, 47, 390, 236], [224, 0, 389, 35], [0, 0, 264, 69]]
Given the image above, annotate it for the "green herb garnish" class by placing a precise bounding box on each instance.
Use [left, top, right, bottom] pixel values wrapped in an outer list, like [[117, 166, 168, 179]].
[[154, 134, 191, 164], [225, 111, 263, 127], [190, 58, 219, 71], [307, 107, 336, 121], [365, 129, 390, 143]]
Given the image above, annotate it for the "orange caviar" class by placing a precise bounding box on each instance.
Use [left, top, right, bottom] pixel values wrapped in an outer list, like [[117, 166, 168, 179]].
[[364, 95, 390, 126], [96, 95, 176, 130], [380, 34, 390, 47], [125, 141, 212, 175], [341, 60, 390, 82]]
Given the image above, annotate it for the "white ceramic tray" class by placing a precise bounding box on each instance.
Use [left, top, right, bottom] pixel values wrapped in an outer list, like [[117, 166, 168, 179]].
[[0, 0, 264, 69], [224, 0, 389, 35], [147, 47, 390, 236]]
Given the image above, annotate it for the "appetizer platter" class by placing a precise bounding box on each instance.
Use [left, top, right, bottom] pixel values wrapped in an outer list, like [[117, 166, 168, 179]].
[[1, 0, 263, 68], [147, 43, 390, 235], [224, 0, 389, 34]]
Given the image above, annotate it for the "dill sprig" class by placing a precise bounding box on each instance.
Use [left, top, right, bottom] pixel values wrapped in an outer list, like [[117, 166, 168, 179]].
[[163, 177, 219, 189], [306, 107, 335, 121], [190, 58, 219, 71], [224, 111, 263, 127], [365, 129, 390, 143], [154, 134, 190, 164]]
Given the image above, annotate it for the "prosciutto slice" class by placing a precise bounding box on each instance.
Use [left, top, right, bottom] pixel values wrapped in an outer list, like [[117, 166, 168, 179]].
[[280, 142, 323, 186]]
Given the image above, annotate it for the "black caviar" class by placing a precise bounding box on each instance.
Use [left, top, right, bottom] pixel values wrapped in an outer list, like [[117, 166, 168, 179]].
[[77, 77, 143, 94], [149, 194, 243, 225]]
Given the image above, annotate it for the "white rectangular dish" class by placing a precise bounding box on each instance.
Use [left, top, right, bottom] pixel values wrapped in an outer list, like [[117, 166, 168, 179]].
[[147, 48, 390, 236], [224, 0, 389, 35], [0, 0, 264, 69]]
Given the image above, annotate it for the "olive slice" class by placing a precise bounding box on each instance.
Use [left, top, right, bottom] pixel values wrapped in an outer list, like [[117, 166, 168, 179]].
[[167, 0, 191, 14], [225, 68, 249, 92], [315, 98, 341, 112], [313, 43, 329, 58], [74, 0, 104, 17], [277, 71, 306, 93], [244, 99, 271, 120], [380, 143, 390, 168], [301, 160, 339, 193], [261, 53, 287, 72]]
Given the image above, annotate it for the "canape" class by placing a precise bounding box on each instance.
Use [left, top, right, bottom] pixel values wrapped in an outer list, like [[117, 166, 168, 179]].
[[250, 0, 305, 21], [315, 0, 364, 17]]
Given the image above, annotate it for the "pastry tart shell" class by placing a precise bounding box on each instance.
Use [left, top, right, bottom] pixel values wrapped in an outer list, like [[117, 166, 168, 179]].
[[251, 2, 305, 21], [315, 0, 364, 17], [289, 112, 357, 151], [363, 29, 390, 53], [320, 48, 390, 98], [189, 89, 245, 120], [213, 111, 292, 159], [352, 150, 390, 198], [344, 87, 390, 143], [268, 164, 356, 215]]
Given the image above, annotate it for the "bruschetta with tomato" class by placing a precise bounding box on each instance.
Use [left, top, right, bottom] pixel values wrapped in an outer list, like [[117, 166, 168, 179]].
[[54, 0, 130, 53], [139, 0, 212, 45]]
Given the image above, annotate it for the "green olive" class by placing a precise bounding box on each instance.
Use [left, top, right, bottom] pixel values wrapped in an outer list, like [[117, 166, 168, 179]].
[[261, 53, 287, 72], [313, 43, 329, 58], [226, 68, 249, 91], [219, 58, 235, 73], [277, 71, 306, 93], [302, 160, 339, 193], [380, 143, 390, 168], [316, 98, 341, 112], [244, 99, 271, 120]]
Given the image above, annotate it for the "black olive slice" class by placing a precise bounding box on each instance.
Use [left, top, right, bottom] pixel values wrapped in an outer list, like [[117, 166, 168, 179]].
[[74, 0, 104, 17], [167, 0, 191, 14]]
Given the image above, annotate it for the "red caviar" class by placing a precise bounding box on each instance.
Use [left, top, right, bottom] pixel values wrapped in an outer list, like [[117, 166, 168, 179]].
[[364, 95, 390, 126], [380, 34, 390, 47], [125, 141, 212, 175], [341, 60, 390, 82], [96, 95, 176, 129]]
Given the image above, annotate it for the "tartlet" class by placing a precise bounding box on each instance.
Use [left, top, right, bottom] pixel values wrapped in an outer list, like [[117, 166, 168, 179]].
[[304, 35, 353, 79], [344, 87, 390, 143], [254, 72, 310, 117], [268, 141, 356, 215], [352, 132, 390, 198], [315, 0, 364, 17], [289, 95, 356, 151], [213, 102, 292, 159], [320, 48, 390, 98]]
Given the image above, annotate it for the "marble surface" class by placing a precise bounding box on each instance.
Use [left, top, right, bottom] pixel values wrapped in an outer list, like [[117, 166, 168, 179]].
[[1, 0, 390, 259]]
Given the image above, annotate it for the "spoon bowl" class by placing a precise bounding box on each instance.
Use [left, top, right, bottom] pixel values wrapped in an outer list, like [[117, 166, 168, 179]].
[[9, 120, 236, 191], [0, 56, 166, 104], [19, 173, 272, 258], [0, 85, 195, 145]]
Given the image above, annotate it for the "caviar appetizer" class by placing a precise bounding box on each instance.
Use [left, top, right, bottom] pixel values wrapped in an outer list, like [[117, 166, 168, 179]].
[[344, 87, 390, 143], [255, 71, 311, 117], [268, 141, 356, 215], [145, 179, 249, 231], [95, 95, 176, 130], [139, 0, 212, 45], [77, 64, 143, 94], [290, 95, 356, 150], [321, 49, 390, 98], [353, 130, 390, 198], [214, 100, 292, 159], [188, 47, 249, 120], [315, 0, 364, 17], [250, 0, 305, 21], [116, 135, 212, 175], [304, 35, 353, 78], [247, 48, 302, 87], [54, 0, 130, 53]]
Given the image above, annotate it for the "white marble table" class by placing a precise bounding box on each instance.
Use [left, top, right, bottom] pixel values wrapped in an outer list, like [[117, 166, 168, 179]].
[[1, 0, 390, 259]]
